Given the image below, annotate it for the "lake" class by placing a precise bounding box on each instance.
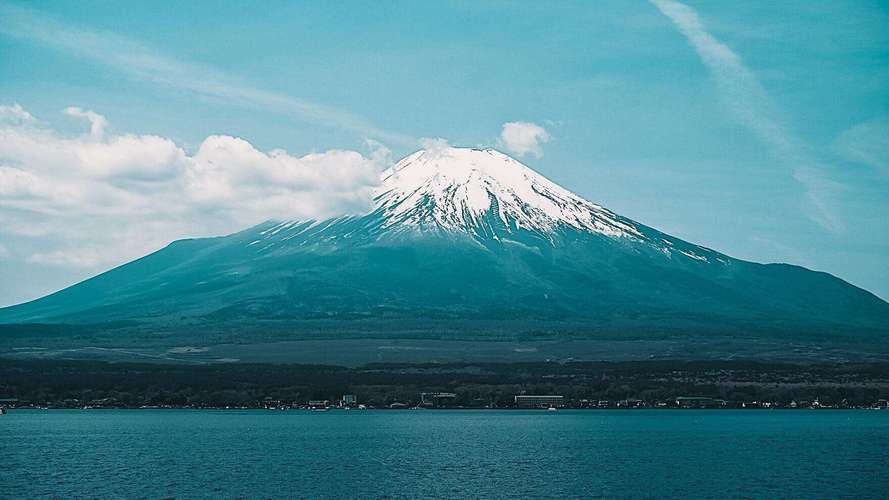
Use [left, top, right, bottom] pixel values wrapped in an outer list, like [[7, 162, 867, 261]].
[[3, 409, 888, 498]]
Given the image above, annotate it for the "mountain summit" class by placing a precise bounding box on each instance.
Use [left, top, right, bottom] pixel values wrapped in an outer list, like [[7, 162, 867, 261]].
[[1, 148, 887, 351], [375, 147, 640, 239]]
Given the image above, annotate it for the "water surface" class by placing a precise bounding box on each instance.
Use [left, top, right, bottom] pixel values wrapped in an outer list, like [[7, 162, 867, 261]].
[[4, 410, 888, 498]]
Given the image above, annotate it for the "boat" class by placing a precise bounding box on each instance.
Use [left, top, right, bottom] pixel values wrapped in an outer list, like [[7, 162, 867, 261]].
[[0, 407, 7, 415], [547, 406, 558, 412]]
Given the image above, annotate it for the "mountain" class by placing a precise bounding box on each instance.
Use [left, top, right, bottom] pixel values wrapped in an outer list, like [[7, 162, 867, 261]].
[[1, 147, 887, 352]]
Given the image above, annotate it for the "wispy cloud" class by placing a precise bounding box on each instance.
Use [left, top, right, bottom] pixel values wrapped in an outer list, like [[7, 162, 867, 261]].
[[833, 117, 889, 174], [650, 0, 844, 232], [0, 2, 416, 147]]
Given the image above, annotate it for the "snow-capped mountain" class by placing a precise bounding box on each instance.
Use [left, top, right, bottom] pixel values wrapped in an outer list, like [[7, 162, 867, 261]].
[[249, 147, 716, 264], [376, 148, 640, 238], [1, 148, 887, 346]]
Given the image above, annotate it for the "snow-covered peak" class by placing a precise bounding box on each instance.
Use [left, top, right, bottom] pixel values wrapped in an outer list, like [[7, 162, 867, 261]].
[[254, 147, 718, 264], [374, 147, 642, 238]]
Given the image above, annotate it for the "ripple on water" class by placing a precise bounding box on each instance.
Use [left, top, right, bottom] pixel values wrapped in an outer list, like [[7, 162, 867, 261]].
[[3, 410, 889, 498]]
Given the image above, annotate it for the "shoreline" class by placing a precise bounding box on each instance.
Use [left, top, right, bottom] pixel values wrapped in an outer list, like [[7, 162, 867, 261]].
[[4, 406, 886, 411], [5, 358, 888, 412]]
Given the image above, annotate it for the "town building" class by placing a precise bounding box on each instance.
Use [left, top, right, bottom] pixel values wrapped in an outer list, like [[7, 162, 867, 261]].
[[674, 397, 727, 408], [420, 392, 457, 408]]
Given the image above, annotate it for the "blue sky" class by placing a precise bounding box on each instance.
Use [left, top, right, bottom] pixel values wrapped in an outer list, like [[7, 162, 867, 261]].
[[1, 0, 888, 306]]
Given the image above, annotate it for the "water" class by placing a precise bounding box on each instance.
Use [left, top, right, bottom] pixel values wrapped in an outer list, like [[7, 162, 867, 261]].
[[3, 410, 888, 498]]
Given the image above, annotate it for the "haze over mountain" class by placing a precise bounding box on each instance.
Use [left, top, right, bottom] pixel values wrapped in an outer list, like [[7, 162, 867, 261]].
[[1, 147, 887, 353]]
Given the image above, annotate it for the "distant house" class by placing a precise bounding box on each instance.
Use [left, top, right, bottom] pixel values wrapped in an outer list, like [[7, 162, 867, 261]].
[[617, 399, 643, 408], [514, 395, 564, 408]]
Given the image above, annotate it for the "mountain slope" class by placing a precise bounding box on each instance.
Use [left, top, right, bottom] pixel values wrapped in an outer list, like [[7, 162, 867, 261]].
[[1, 148, 887, 342]]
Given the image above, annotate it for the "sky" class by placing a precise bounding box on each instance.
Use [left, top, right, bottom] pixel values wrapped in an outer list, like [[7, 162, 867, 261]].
[[1, 0, 888, 306]]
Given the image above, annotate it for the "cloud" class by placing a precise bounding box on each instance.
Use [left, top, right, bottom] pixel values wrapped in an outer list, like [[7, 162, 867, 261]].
[[185, 135, 382, 219], [650, 0, 844, 233], [0, 103, 34, 125], [64, 106, 108, 140], [0, 3, 415, 147], [498, 122, 550, 158], [418, 137, 451, 153], [26, 249, 103, 268], [1, 109, 187, 183], [0, 104, 388, 275], [833, 118, 889, 174]]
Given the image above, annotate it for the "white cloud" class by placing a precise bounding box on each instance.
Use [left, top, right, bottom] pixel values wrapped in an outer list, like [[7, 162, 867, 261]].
[[418, 137, 451, 155], [650, 0, 844, 233], [498, 122, 550, 158], [64, 106, 107, 140], [0, 103, 34, 125], [364, 139, 392, 167], [185, 135, 382, 221], [0, 104, 388, 275], [0, 108, 187, 185]]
